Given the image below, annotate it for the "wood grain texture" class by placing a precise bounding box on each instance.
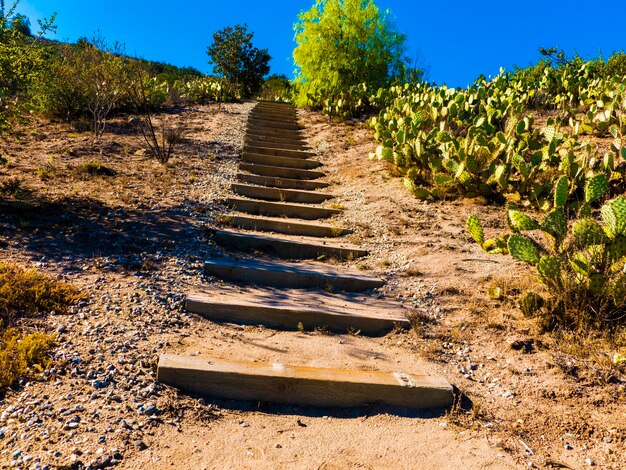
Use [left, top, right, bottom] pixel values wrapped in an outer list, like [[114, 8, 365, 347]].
[[157, 354, 453, 409], [242, 153, 322, 170], [185, 295, 407, 335], [231, 183, 334, 204], [236, 173, 330, 191], [225, 197, 341, 220], [224, 214, 352, 238], [240, 163, 325, 180]]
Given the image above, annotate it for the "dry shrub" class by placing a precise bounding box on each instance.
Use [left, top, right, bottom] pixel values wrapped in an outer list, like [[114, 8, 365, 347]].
[[0, 261, 82, 325], [0, 328, 54, 390]]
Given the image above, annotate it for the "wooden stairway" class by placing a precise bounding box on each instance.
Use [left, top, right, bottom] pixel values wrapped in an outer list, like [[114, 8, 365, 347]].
[[158, 101, 453, 410]]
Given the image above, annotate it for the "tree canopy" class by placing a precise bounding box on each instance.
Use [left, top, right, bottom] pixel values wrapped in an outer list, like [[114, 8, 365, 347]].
[[293, 0, 407, 107], [207, 24, 271, 99]]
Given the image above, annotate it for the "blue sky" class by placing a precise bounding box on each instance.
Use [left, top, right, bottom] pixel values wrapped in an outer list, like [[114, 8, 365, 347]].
[[13, 0, 626, 88]]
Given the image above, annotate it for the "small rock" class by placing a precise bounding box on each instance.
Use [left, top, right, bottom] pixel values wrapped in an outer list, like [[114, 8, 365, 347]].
[[134, 440, 148, 451], [585, 458, 595, 466]]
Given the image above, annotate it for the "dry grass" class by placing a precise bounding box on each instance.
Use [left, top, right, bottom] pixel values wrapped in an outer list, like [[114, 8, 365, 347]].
[[0, 261, 82, 326], [0, 328, 54, 391]]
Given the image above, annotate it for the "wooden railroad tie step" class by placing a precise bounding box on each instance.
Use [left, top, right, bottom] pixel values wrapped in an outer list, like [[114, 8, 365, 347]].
[[240, 163, 325, 181], [245, 132, 307, 145], [157, 355, 453, 409], [231, 183, 334, 204], [225, 197, 341, 220], [204, 256, 384, 291], [212, 229, 367, 260], [222, 214, 352, 238], [243, 145, 315, 159], [245, 138, 310, 152], [247, 119, 299, 131], [242, 153, 321, 170], [246, 125, 304, 138], [185, 295, 408, 335], [236, 173, 329, 191]]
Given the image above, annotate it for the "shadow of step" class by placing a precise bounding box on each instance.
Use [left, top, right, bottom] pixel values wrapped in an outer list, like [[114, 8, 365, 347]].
[[204, 256, 384, 291], [212, 229, 367, 260], [157, 355, 453, 409]]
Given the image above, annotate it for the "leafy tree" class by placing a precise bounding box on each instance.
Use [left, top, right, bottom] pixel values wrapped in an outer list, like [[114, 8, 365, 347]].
[[207, 24, 271, 99], [293, 0, 407, 107]]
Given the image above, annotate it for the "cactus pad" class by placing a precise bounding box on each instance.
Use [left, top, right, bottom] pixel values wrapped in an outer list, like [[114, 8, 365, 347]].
[[508, 234, 540, 265], [584, 174, 609, 203], [466, 215, 485, 245], [553, 175, 569, 209], [537, 255, 562, 287], [508, 210, 539, 231], [602, 197, 626, 237], [572, 219, 609, 246], [541, 209, 568, 242], [588, 273, 607, 294]]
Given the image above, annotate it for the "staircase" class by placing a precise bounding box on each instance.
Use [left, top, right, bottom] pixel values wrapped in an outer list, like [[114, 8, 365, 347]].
[[157, 101, 453, 410]]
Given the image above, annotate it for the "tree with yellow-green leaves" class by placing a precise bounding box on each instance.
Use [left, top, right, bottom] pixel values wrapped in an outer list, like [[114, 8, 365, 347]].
[[293, 0, 407, 108]]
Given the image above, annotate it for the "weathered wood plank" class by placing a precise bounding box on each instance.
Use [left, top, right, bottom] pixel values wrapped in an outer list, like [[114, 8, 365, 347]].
[[236, 173, 330, 191], [212, 229, 366, 260], [185, 295, 406, 334], [240, 163, 325, 180], [231, 183, 334, 204], [157, 355, 453, 409], [204, 256, 384, 291], [242, 153, 322, 170], [225, 197, 341, 220], [223, 214, 351, 238]]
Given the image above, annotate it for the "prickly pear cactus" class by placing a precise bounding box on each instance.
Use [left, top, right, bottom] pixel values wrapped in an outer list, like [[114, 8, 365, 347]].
[[508, 234, 540, 265]]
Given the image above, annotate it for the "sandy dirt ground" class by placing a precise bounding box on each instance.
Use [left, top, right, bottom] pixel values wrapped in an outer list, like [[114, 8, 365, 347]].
[[0, 102, 624, 469]]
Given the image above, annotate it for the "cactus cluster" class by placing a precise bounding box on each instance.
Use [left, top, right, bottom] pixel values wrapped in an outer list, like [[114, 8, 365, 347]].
[[467, 185, 626, 329], [368, 67, 626, 205]]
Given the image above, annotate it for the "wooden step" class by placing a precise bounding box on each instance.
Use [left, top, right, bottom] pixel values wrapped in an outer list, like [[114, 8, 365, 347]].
[[244, 145, 315, 159], [212, 229, 367, 260], [247, 125, 304, 138], [231, 183, 334, 204], [249, 112, 296, 121], [237, 173, 330, 191], [223, 214, 351, 238], [158, 355, 453, 409], [242, 153, 322, 170], [245, 131, 307, 145], [240, 163, 325, 181], [245, 138, 310, 152], [247, 118, 299, 131], [225, 197, 341, 220], [204, 257, 385, 291], [186, 295, 407, 335]]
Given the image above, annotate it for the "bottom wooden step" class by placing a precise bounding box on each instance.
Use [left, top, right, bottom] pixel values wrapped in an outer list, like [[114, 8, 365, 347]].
[[157, 354, 453, 409]]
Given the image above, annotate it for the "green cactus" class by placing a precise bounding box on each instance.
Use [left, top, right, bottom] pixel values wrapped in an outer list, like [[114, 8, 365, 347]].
[[553, 175, 569, 209], [541, 209, 568, 242], [537, 255, 562, 287], [601, 197, 626, 237], [508, 234, 540, 265], [508, 210, 540, 231], [466, 215, 485, 245], [519, 292, 544, 317], [572, 219, 609, 246], [584, 174, 609, 203]]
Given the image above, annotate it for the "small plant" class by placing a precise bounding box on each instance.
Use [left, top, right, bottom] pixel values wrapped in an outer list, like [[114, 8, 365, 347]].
[[73, 161, 114, 178], [0, 328, 54, 391], [0, 262, 82, 326]]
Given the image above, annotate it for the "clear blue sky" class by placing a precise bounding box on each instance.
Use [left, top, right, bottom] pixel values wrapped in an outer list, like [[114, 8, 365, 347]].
[[14, 0, 626, 88]]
